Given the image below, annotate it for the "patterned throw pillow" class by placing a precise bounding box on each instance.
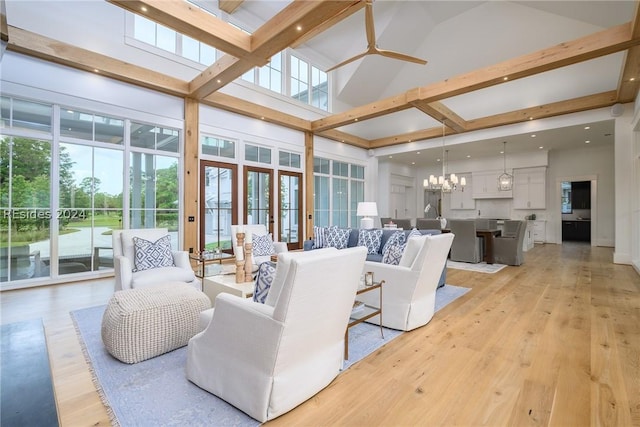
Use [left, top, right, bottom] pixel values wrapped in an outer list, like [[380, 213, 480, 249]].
[[313, 226, 326, 249], [253, 261, 277, 303], [357, 229, 383, 255], [406, 228, 422, 240], [382, 242, 406, 265], [252, 233, 275, 257], [324, 226, 351, 249], [132, 235, 174, 272], [382, 231, 405, 254]]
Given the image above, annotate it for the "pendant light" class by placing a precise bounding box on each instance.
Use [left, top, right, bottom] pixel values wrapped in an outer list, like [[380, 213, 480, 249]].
[[498, 141, 513, 191]]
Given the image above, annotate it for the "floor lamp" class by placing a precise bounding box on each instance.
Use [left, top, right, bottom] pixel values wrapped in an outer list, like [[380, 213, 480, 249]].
[[357, 202, 378, 229]]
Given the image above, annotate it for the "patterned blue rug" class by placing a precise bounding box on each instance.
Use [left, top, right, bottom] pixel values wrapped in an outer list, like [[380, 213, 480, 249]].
[[72, 284, 470, 426]]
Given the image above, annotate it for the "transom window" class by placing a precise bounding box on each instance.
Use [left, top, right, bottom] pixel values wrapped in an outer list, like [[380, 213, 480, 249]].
[[201, 135, 235, 159]]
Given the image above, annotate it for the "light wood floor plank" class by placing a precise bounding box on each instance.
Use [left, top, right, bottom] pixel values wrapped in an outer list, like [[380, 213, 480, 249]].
[[1, 243, 638, 426]]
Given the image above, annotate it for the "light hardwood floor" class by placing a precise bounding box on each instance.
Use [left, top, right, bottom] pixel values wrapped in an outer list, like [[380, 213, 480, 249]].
[[1, 242, 638, 426]]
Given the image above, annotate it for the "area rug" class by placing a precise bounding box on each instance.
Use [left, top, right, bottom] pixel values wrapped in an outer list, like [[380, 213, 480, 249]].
[[72, 284, 470, 426], [1, 319, 59, 427], [447, 260, 507, 274]]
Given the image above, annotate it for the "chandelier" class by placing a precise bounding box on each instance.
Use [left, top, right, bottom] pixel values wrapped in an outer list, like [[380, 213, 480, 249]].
[[423, 121, 466, 193], [498, 141, 513, 191]]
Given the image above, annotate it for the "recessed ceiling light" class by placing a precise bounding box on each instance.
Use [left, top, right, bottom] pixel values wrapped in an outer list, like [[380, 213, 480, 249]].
[[585, 140, 590, 144], [216, 79, 221, 84], [416, 151, 421, 154], [503, 77, 508, 81], [539, 146, 544, 149], [584, 126, 590, 130], [529, 117, 533, 120], [408, 139, 412, 142], [531, 134, 536, 137], [296, 25, 302, 31], [631, 77, 636, 82], [354, 118, 358, 122], [389, 155, 393, 158], [411, 162, 415, 165], [260, 116, 265, 120], [437, 158, 441, 162], [466, 155, 471, 158], [500, 150, 504, 154], [94, 69, 99, 73], [141, 6, 147, 12]]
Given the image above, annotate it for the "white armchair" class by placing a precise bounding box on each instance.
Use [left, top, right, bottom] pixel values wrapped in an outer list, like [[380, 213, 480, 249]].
[[230, 224, 288, 268], [357, 233, 454, 331], [186, 247, 367, 423], [112, 228, 197, 291]]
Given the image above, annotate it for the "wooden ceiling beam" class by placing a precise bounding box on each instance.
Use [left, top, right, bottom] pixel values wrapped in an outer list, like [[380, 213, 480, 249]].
[[290, 1, 366, 49], [315, 129, 370, 149], [369, 126, 452, 149], [312, 91, 414, 132], [466, 91, 619, 131], [314, 22, 640, 132], [190, 1, 361, 99], [107, 1, 252, 60], [6, 26, 190, 97], [410, 101, 468, 132], [203, 92, 311, 132], [219, 0, 244, 14], [617, 1, 640, 102], [1, 0, 8, 44]]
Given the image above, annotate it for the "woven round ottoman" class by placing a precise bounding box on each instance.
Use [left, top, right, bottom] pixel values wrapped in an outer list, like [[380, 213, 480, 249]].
[[101, 282, 211, 364]]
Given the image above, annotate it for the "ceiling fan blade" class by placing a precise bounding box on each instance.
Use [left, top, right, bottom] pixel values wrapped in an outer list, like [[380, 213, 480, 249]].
[[364, 0, 376, 48], [376, 48, 427, 65], [326, 51, 369, 72]]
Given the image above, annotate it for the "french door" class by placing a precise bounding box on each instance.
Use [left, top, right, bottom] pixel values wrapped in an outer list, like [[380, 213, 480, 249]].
[[200, 161, 237, 254], [279, 171, 303, 250], [244, 166, 274, 233]]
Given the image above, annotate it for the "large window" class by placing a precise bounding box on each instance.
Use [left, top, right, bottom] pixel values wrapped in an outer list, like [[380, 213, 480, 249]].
[[130, 14, 217, 66], [313, 157, 364, 228], [291, 55, 328, 111], [0, 96, 182, 287]]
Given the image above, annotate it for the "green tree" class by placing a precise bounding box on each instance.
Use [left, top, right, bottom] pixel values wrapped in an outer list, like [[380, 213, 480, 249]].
[[155, 162, 178, 209]]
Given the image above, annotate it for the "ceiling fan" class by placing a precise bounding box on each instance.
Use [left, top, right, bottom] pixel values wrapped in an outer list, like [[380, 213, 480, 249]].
[[327, 0, 428, 72]]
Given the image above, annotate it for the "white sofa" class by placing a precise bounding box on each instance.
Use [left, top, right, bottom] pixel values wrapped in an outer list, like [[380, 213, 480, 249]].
[[357, 233, 454, 331], [186, 247, 367, 422], [112, 228, 197, 291], [230, 224, 288, 268]]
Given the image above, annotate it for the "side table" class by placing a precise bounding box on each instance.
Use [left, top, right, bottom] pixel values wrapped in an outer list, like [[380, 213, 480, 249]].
[[190, 252, 234, 279], [344, 280, 384, 359], [202, 274, 254, 306]]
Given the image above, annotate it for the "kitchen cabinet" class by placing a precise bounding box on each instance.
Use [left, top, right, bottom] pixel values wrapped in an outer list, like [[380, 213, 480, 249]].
[[450, 173, 475, 210], [522, 221, 534, 252], [472, 170, 512, 199], [513, 167, 546, 209], [532, 220, 546, 243], [562, 220, 590, 242], [571, 181, 590, 209]]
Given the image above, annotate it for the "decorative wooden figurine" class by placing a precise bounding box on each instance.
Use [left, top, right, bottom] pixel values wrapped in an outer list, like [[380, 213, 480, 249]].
[[244, 242, 253, 282], [235, 232, 245, 283]]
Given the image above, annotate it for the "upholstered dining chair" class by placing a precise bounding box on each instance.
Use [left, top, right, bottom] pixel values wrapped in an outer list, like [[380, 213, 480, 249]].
[[380, 217, 392, 227], [230, 224, 288, 269], [392, 218, 413, 230], [494, 220, 527, 266], [186, 247, 367, 423], [356, 233, 454, 331], [416, 218, 442, 230], [112, 228, 197, 291], [449, 219, 483, 263]]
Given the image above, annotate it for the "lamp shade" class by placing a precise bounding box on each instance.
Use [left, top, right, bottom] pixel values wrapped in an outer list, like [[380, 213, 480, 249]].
[[356, 202, 378, 217]]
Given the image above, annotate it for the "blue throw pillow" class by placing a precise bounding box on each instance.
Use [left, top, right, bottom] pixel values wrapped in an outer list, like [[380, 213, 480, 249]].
[[252, 233, 274, 257], [253, 261, 277, 303], [382, 231, 405, 254], [406, 228, 422, 240], [132, 235, 174, 272], [382, 242, 405, 265], [313, 225, 326, 249], [325, 226, 351, 249], [357, 229, 383, 255]]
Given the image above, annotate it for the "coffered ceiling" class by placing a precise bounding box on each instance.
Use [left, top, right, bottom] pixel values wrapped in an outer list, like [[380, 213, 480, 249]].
[[2, 0, 639, 166]]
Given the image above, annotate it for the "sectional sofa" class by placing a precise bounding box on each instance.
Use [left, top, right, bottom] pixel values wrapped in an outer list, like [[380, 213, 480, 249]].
[[304, 227, 447, 288]]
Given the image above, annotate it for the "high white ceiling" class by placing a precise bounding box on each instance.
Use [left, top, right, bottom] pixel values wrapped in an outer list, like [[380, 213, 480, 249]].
[[226, 0, 634, 166]]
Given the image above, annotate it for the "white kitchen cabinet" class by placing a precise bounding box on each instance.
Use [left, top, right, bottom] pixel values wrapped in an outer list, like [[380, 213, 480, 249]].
[[450, 173, 475, 209], [472, 170, 512, 199], [523, 221, 534, 252], [513, 167, 546, 209], [532, 220, 546, 243]]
